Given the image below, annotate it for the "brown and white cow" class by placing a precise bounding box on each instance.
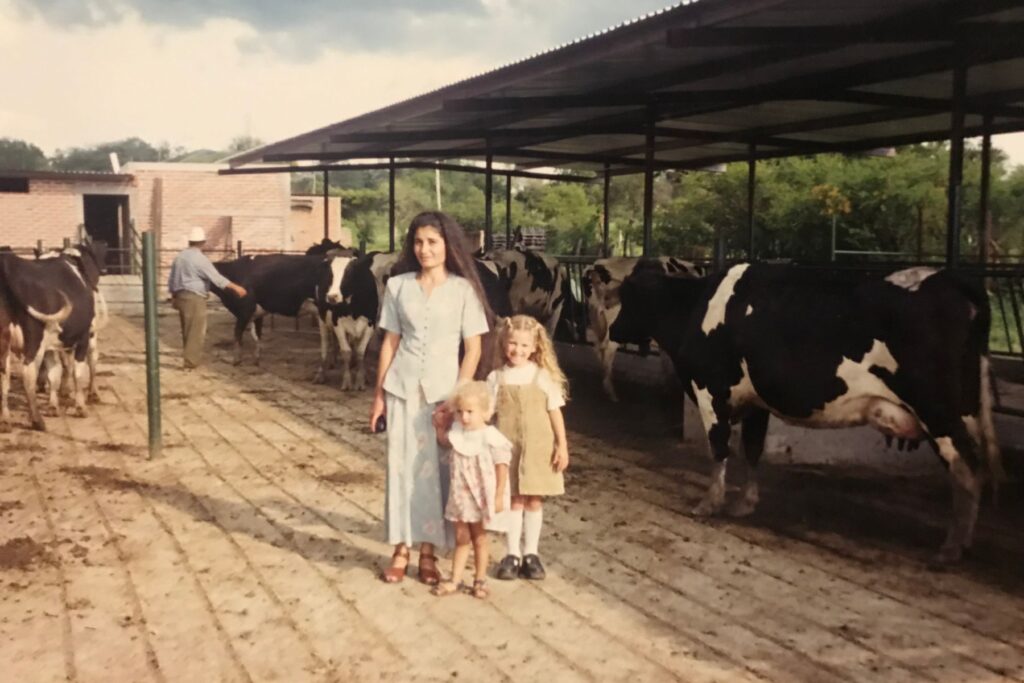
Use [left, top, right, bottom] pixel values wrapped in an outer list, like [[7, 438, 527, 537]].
[[583, 256, 702, 401]]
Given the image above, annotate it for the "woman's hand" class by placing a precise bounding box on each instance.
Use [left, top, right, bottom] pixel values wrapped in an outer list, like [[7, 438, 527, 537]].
[[431, 403, 454, 433], [370, 392, 386, 433], [552, 443, 570, 473]]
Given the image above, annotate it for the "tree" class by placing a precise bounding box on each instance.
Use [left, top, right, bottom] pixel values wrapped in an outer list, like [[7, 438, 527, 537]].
[[0, 138, 49, 170], [51, 137, 161, 171], [225, 135, 265, 154]]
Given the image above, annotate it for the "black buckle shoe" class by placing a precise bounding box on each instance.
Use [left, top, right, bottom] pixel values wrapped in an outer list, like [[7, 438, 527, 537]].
[[495, 554, 522, 580], [520, 554, 546, 580]]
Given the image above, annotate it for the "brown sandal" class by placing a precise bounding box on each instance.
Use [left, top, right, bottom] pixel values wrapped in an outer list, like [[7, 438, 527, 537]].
[[381, 546, 410, 584], [418, 552, 441, 586]]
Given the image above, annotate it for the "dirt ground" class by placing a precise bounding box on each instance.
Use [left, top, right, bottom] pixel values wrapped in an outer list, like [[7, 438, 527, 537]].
[[1, 309, 1023, 683]]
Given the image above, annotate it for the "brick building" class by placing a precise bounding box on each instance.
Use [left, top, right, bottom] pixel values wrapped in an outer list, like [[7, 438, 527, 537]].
[[0, 164, 349, 271], [0, 170, 134, 250]]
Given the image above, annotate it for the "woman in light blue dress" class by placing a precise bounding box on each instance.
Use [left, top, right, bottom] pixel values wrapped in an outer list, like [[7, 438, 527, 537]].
[[370, 211, 492, 585]]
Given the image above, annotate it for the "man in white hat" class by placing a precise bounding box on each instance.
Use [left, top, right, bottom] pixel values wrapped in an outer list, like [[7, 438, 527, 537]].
[[167, 227, 247, 369]]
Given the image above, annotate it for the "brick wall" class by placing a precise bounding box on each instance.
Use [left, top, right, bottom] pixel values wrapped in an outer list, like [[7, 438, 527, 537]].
[[289, 195, 353, 251], [125, 162, 291, 269], [0, 178, 133, 249]]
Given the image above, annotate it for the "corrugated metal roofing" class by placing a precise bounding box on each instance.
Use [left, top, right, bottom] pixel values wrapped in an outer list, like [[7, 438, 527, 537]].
[[228, 0, 1024, 176]]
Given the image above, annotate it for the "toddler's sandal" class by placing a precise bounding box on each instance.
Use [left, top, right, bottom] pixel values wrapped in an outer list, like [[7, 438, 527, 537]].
[[431, 580, 461, 597], [471, 579, 489, 599]]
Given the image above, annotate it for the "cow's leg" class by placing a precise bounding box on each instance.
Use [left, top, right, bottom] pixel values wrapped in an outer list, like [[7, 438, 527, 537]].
[[0, 349, 10, 432], [232, 318, 247, 366], [692, 383, 732, 517], [313, 315, 330, 384], [728, 409, 770, 518], [21, 350, 47, 431], [334, 321, 354, 391], [352, 320, 374, 391], [928, 421, 983, 565], [57, 348, 73, 398], [68, 350, 88, 418], [252, 317, 264, 367], [598, 338, 620, 402], [86, 331, 100, 404], [44, 351, 63, 416]]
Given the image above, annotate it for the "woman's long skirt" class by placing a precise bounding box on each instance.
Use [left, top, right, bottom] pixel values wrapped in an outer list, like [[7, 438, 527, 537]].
[[384, 389, 453, 548]]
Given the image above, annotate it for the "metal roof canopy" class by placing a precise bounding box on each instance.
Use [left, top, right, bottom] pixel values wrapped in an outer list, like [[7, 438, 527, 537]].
[[225, 0, 1024, 258], [229, 0, 1024, 175]]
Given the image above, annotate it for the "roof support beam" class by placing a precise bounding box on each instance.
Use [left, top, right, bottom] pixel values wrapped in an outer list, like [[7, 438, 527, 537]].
[[217, 161, 598, 183]]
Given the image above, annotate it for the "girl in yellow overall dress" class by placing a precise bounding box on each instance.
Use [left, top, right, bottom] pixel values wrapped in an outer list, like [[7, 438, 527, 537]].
[[487, 315, 570, 580]]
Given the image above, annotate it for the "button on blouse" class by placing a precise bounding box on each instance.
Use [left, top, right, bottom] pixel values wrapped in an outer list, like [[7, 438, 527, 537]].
[[378, 272, 489, 404]]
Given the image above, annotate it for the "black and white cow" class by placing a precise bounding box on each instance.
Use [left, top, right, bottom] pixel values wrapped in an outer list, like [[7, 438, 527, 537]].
[[583, 256, 702, 401], [38, 245, 107, 410], [0, 253, 74, 430], [610, 263, 1002, 564], [313, 250, 513, 388], [313, 249, 375, 389], [212, 254, 323, 365], [484, 248, 567, 339]]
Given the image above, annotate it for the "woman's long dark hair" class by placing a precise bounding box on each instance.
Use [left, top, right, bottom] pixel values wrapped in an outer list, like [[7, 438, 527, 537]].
[[393, 211, 494, 325]]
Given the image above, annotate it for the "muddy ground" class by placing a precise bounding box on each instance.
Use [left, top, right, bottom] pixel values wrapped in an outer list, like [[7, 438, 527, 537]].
[[1, 309, 1023, 682]]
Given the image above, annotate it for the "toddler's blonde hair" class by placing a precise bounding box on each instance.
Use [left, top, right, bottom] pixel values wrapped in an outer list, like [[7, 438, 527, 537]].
[[448, 380, 495, 420], [493, 315, 569, 401]]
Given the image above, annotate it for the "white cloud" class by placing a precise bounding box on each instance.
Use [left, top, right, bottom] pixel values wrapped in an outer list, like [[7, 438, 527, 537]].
[[1, 4, 493, 153]]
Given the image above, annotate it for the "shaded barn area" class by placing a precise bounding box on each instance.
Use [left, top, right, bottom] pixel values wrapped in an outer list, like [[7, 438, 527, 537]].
[[1, 310, 1023, 682]]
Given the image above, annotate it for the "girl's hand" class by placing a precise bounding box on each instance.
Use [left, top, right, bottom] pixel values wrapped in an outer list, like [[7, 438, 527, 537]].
[[552, 444, 569, 473], [369, 393, 386, 433], [495, 495, 505, 513]]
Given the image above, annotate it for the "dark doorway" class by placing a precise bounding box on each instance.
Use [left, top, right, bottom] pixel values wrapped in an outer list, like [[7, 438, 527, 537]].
[[83, 194, 130, 273]]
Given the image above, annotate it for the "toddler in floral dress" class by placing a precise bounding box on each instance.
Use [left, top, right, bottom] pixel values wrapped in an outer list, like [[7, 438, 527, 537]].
[[433, 381, 511, 599]]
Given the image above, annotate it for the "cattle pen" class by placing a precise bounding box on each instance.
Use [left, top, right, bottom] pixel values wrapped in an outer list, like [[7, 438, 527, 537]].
[[2, 308, 1023, 682], [5, 0, 1024, 681]]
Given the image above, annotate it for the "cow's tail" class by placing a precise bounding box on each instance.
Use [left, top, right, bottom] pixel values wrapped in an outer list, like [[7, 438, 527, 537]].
[[962, 276, 1007, 496], [92, 289, 110, 331], [27, 293, 72, 325]]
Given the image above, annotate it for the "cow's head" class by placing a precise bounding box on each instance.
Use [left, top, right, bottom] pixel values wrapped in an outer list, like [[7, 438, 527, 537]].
[[609, 269, 662, 346], [321, 252, 357, 305]]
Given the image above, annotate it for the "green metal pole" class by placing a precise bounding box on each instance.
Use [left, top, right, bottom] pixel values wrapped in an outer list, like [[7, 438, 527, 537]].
[[142, 231, 161, 459]]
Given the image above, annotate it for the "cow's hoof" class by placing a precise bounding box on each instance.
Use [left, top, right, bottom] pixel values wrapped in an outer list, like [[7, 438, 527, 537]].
[[0, 421, 10, 434], [726, 498, 758, 518], [692, 499, 721, 517], [87, 392, 101, 405], [69, 406, 87, 418], [312, 372, 326, 385], [44, 405, 60, 417], [30, 419, 46, 432], [232, 358, 242, 367], [932, 543, 963, 568]]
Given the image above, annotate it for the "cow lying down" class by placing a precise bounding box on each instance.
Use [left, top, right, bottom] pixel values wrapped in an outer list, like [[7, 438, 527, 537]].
[[610, 263, 1004, 564]]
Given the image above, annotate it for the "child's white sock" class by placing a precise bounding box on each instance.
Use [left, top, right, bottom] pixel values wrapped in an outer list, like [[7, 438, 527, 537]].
[[506, 509, 524, 558], [523, 508, 543, 556]]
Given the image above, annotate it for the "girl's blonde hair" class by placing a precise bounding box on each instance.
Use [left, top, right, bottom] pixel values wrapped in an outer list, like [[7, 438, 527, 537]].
[[493, 315, 569, 401], [449, 381, 495, 420]]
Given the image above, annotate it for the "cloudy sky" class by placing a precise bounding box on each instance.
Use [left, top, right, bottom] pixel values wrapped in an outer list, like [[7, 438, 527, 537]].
[[3, 0, 1024, 164]]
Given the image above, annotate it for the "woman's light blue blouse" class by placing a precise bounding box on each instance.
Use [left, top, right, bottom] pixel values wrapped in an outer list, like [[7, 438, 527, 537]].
[[379, 272, 489, 403]]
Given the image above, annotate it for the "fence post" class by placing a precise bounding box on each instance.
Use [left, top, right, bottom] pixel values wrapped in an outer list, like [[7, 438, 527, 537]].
[[36, 239, 43, 257], [142, 232, 162, 459]]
